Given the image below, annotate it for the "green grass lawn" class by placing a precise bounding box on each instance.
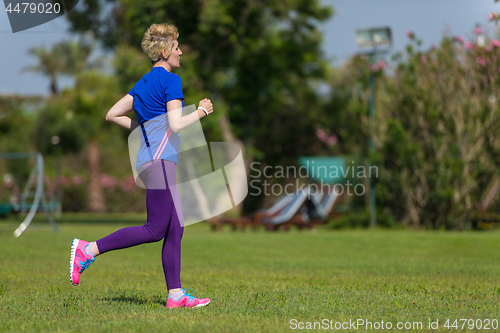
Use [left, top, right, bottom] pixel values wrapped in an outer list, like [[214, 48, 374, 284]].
[[1, 215, 500, 332]]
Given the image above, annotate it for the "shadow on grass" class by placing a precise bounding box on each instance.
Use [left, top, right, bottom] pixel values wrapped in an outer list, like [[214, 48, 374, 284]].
[[104, 294, 166, 306]]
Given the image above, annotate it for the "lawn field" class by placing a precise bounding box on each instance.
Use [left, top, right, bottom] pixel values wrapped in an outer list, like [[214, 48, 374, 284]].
[[1, 215, 500, 332]]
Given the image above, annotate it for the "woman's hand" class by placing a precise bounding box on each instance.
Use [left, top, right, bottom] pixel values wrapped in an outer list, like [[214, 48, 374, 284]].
[[166, 98, 212, 132], [198, 98, 213, 116]]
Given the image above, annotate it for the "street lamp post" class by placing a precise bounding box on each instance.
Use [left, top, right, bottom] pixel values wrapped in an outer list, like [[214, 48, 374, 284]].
[[354, 26, 392, 228]]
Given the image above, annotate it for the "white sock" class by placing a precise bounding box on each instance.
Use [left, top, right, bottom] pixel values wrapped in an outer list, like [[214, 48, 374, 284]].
[[85, 243, 96, 258], [168, 290, 184, 300]]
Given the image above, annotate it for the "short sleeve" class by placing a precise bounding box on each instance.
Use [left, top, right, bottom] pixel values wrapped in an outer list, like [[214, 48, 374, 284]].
[[164, 74, 184, 103], [128, 86, 135, 97]]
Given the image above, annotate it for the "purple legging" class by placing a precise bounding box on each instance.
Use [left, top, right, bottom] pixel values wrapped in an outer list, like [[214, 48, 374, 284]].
[[96, 160, 183, 290]]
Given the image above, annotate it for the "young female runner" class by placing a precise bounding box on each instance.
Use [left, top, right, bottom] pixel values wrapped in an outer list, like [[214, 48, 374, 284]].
[[69, 23, 213, 308]]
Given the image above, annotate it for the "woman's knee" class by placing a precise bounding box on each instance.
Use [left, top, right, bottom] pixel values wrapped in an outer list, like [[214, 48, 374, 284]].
[[143, 224, 166, 242], [150, 232, 165, 242]]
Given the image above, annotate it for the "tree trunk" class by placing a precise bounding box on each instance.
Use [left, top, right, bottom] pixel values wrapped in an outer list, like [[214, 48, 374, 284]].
[[477, 178, 499, 212], [87, 137, 106, 212], [50, 77, 58, 97], [218, 114, 252, 216]]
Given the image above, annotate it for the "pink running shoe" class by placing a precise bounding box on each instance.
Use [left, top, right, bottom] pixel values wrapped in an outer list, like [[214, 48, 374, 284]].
[[166, 288, 211, 308], [69, 238, 95, 286]]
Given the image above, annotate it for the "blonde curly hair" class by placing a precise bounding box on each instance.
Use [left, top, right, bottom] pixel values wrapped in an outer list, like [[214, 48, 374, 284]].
[[141, 23, 179, 65]]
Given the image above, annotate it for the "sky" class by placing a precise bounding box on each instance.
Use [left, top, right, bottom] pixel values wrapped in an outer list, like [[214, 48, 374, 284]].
[[0, 0, 498, 96]]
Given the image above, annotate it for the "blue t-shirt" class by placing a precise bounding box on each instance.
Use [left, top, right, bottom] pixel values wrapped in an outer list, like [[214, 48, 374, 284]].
[[128, 67, 184, 167]]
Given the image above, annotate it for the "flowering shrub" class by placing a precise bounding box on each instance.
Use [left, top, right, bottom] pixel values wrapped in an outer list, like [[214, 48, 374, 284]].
[[326, 19, 500, 229], [490, 11, 500, 24], [316, 129, 337, 147], [100, 173, 145, 213], [370, 60, 387, 73], [374, 27, 500, 229], [48, 173, 146, 212]]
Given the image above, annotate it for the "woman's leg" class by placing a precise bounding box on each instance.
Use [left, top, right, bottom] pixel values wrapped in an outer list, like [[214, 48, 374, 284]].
[[155, 160, 184, 290], [161, 165, 209, 308], [95, 188, 174, 253], [162, 205, 184, 290], [163, 203, 210, 308], [70, 160, 178, 286], [96, 160, 175, 254]]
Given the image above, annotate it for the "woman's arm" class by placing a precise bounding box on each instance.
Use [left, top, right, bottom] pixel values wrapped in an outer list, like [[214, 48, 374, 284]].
[[105, 94, 139, 131], [166, 98, 213, 132]]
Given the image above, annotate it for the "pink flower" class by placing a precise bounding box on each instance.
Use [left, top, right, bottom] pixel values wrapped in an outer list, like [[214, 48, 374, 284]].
[[474, 27, 483, 35], [377, 60, 386, 69], [421, 56, 427, 64], [476, 57, 487, 67], [60, 175, 70, 187], [316, 129, 327, 142], [405, 30, 415, 39], [491, 39, 500, 47], [100, 173, 116, 191], [453, 36, 464, 44], [486, 45, 492, 52], [326, 135, 337, 146], [370, 64, 379, 72], [465, 42, 474, 50], [71, 175, 84, 186], [490, 13, 495, 21]]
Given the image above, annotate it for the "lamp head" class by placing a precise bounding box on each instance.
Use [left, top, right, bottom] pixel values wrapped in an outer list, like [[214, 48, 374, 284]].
[[355, 27, 392, 47]]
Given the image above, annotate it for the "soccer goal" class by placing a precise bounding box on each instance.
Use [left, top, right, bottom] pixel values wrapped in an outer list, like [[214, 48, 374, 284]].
[[0, 152, 60, 237]]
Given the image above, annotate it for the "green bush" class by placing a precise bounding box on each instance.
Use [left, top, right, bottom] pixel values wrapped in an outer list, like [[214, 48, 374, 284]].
[[326, 28, 500, 229], [61, 183, 87, 212]]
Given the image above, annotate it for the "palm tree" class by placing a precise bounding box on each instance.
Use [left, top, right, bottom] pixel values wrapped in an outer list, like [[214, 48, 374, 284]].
[[70, 71, 120, 213], [22, 44, 65, 96], [28, 38, 112, 213], [22, 39, 96, 96], [60, 39, 96, 74]]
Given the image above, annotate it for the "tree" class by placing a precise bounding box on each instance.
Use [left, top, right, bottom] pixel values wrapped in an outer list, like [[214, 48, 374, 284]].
[[22, 44, 65, 96], [33, 71, 121, 212], [0, 95, 42, 199], [59, 38, 97, 74], [69, 71, 121, 212], [26, 37, 113, 212], [22, 38, 96, 97]]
